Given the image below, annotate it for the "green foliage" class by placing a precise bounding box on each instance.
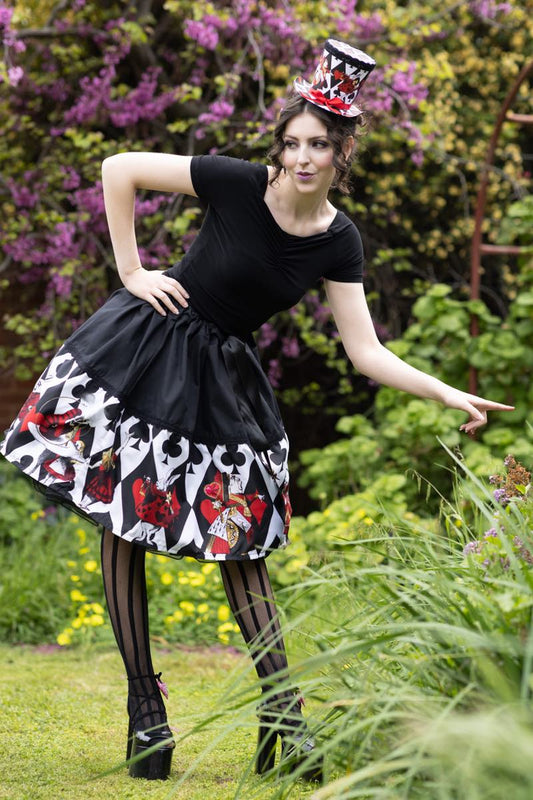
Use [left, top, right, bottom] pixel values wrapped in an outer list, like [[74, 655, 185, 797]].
[[299, 279, 533, 514], [227, 451, 533, 798]]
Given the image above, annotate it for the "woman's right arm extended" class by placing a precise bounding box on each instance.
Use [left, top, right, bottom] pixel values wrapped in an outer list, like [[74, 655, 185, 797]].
[[101, 152, 197, 316]]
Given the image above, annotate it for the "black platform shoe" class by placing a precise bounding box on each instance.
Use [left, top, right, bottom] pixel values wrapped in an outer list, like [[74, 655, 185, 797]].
[[126, 672, 175, 780], [255, 692, 323, 783]]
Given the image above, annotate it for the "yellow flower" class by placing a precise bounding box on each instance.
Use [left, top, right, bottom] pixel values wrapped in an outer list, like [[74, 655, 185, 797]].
[[363, 517, 374, 526], [218, 633, 230, 645], [30, 509, 45, 520], [173, 610, 184, 622], [84, 560, 98, 573], [91, 603, 105, 615], [76, 528, 86, 544], [78, 546, 90, 555], [72, 618, 83, 629], [233, 624, 240, 633], [179, 601, 195, 614], [70, 589, 87, 603], [160, 572, 173, 586], [201, 563, 216, 575], [217, 605, 230, 622], [197, 603, 209, 614], [156, 555, 167, 563], [67, 560, 77, 568], [57, 632, 72, 646], [70, 575, 80, 582], [178, 576, 190, 585], [218, 622, 234, 634], [164, 615, 175, 625], [89, 614, 104, 626], [189, 574, 205, 586]]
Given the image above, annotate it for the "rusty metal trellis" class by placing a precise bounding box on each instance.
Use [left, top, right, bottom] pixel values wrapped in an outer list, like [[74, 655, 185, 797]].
[[469, 59, 533, 395]]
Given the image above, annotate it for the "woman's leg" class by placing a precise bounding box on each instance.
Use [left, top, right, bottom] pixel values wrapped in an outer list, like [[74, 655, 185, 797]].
[[100, 529, 170, 739], [219, 558, 296, 703], [219, 557, 321, 778]]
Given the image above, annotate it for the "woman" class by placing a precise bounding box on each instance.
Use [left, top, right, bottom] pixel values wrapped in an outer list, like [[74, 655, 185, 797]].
[[0, 39, 513, 782]]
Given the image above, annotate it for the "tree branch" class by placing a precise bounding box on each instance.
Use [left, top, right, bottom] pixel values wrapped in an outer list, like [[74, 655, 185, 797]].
[[17, 27, 114, 41]]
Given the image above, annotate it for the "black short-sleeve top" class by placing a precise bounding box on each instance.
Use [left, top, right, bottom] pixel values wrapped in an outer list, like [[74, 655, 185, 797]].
[[167, 155, 364, 336]]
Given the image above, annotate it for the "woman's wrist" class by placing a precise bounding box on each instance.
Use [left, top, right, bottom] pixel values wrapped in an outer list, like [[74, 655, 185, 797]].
[[119, 264, 144, 286]]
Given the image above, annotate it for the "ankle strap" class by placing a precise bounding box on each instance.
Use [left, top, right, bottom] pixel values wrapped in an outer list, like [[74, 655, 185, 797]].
[[127, 671, 163, 682], [128, 671, 169, 699]]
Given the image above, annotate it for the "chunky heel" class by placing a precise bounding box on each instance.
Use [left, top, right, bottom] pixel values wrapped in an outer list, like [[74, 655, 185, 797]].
[[255, 691, 323, 783], [128, 733, 174, 780], [126, 671, 175, 780], [255, 723, 278, 774]]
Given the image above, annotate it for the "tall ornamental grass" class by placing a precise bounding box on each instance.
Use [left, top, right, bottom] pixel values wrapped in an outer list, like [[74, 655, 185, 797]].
[[187, 447, 533, 799]]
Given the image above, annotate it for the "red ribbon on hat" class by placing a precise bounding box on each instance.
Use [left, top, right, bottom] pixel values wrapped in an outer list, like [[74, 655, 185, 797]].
[[308, 89, 351, 112]]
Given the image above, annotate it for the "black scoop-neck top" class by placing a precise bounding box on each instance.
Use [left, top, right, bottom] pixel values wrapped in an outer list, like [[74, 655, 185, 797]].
[[167, 155, 364, 336]]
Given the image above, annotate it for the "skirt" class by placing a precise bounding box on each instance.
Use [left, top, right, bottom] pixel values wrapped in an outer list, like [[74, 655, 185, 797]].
[[0, 288, 292, 561]]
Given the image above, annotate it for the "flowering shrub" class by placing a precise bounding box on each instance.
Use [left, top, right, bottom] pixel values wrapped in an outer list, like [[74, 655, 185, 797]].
[[1, 0, 531, 420], [460, 456, 533, 631]]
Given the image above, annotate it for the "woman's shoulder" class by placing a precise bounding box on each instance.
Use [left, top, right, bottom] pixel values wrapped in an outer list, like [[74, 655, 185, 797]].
[[191, 155, 267, 201], [193, 154, 266, 180]]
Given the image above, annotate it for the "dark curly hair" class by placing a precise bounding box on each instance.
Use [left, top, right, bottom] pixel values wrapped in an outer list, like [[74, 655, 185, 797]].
[[267, 93, 365, 195]]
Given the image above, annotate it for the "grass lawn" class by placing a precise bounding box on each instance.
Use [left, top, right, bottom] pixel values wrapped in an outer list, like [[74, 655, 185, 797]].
[[0, 642, 318, 800]]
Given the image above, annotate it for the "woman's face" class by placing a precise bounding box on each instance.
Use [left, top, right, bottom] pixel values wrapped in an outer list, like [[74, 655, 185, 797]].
[[281, 111, 336, 194]]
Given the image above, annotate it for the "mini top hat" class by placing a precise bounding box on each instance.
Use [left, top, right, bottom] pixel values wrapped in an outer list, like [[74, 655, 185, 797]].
[[294, 39, 376, 118]]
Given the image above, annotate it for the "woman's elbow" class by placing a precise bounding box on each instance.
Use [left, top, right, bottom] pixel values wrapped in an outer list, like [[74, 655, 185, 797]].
[[345, 340, 384, 374]]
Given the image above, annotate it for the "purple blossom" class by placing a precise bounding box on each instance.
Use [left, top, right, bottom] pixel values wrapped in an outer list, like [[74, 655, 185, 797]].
[[5, 234, 48, 266], [7, 66, 24, 86], [7, 178, 40, 208], [493, 488, 508, 504], [18, 266, 46, 283], [46, 222, 80, 263], [183, 19, 219, 50], [484, 528, 498, 539], [198, 99, 235, 126], [137, 244, 171, 269], [50, 272, 73, 297], [135, 195, 169, 215], [41, 77, 69, 102], [61, 168, 81, 191], [108, 67, 175, 127], [354, 12, 385, 40], [73, 185, 106, 232], [463, 540, 481, 555], [391, 63, 428, 109], [268, 358, 282, 388], [281, 336, 300, 359], [64, 66, 115, 125], [257, 322, 278, 349], [470, 0, 512, 19], [0, 5, 13, 29]]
